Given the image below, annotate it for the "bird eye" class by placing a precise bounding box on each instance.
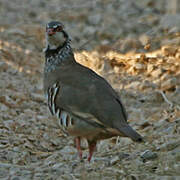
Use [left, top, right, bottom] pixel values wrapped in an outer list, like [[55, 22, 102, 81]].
[[56, 26, 62, 32]]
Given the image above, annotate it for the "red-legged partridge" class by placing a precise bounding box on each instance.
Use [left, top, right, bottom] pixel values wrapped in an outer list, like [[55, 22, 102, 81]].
[[43, 21, 143, 162]]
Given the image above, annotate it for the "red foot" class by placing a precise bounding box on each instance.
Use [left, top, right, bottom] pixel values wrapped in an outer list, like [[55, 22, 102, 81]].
[[75, 137, 82, 160], [87, 142, 96, 162]]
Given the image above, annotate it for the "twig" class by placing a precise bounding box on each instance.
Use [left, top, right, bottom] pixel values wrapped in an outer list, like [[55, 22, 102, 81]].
[[158, 90, 173, 108]]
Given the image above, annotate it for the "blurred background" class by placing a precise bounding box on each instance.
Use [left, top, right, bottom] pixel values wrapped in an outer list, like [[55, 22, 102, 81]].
[[0, 0, 180, 179]]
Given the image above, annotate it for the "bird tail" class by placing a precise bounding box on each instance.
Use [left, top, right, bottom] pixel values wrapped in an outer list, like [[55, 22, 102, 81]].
[[118, 125, 143, 142]]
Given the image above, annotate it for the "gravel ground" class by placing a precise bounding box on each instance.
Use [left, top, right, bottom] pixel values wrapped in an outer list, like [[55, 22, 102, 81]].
[[0, 0, 180, 179]]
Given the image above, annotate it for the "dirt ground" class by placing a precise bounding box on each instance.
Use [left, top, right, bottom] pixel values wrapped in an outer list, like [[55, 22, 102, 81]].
[[0, 0, 180, 179]]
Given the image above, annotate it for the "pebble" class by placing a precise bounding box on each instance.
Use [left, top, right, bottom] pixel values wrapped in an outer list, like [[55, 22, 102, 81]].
[[140, 150, 158, 161], [151, 68, 163, 78], [139, 34, 149, 46], [157, 141, 180, 151], [52, 163, 64, 169], [147, 64, 154, 73], [110, 156, 119, 165], [162, 46, 177, 56], [0, 62, 8, 71], [161, 77, 177, 91], [126, 81, 141, 89], [134, 63, 144, 70], [139, 120, 151, 129]]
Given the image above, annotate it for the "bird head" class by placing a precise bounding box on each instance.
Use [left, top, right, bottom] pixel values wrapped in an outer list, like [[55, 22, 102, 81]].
[[45, 21, 68, 50]]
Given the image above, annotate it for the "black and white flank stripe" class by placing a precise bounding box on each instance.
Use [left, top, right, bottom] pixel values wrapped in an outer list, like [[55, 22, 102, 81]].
[[47, 83, 74, 135]]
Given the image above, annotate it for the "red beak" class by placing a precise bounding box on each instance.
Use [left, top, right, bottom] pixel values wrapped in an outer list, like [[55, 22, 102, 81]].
[[47, 28, 56, 35]]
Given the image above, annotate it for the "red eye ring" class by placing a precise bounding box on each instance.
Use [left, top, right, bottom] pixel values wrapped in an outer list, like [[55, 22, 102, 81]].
[[56, 26, 62, 32]]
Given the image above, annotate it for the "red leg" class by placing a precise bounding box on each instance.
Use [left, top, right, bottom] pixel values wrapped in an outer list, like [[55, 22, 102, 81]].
[[87, 141, 97, 162], [75, 137, 82, 160]]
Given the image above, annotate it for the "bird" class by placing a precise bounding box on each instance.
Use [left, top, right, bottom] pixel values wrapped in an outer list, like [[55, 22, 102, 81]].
[[43, 21, 143, 162]]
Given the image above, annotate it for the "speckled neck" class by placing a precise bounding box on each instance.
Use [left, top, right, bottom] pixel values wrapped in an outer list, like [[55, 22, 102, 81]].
[[44, 40, 74, 73]]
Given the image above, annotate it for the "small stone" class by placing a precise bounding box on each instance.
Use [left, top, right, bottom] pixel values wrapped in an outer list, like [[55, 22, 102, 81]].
[[50, 138, 60, 146], [52, 163, 63, 169], [30, 93, 44, 103], [160, 73, 170, 81], [153, 78, 161, 86], [134, 63, 144, 70], [27, 135, 36, 142], [139, 34, 149, 46], [126, 81, 141, 89], [175, 118, 180, 124], [161, 46, 177, 56], [161, 77, 177, 91], [0, 62, 8, 71], [157, 141, 180, 151], [110, 156, 119, 165], [43, 133, 50, 140], [118, 152, 129, 160], [147, 64, 154, 73], [114, 66, 120, 73], [175, 52, 180, 58], [34, 173, 44, 178], [60, 146, 76, 154], [151, 68, 163, 78], [140, 150, 158, 161], [139, 120, 151, 129]]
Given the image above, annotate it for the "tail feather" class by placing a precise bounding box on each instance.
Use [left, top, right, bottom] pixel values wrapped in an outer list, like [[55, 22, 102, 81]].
[[118, 125, 143, 142]]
